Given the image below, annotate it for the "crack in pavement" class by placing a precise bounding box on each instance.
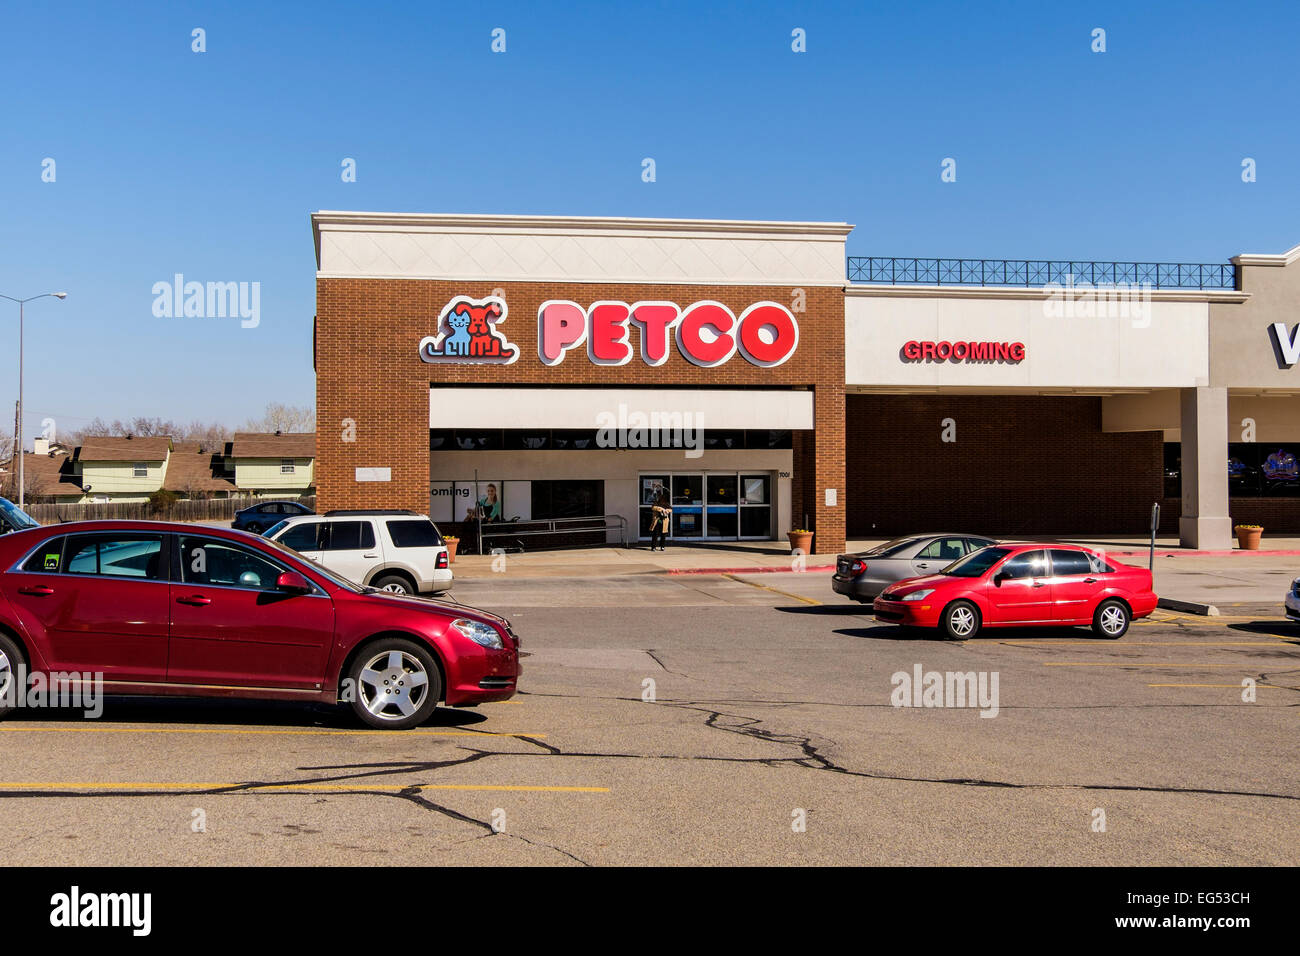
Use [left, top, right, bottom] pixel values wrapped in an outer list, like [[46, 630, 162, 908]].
[[511, 690, 1300, 802]]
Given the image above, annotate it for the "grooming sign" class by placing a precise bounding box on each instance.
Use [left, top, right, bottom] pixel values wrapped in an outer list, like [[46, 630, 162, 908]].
[[420, 296, 800, 368]]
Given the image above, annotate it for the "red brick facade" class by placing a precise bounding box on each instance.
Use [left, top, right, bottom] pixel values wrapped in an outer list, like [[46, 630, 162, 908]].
[[316, 279, 847, 553], [845, 395, 1165, 536]]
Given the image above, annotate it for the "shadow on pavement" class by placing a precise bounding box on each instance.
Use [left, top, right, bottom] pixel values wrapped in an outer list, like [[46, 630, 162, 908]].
[[774, 604, 872, 615], [1226, 620, 1300, 642], [6, 696, 489, 729]]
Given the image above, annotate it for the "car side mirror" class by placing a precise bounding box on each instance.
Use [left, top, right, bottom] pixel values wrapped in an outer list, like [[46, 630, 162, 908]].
[[993, 570, 1009, 587], [275, 571, 312, 594]]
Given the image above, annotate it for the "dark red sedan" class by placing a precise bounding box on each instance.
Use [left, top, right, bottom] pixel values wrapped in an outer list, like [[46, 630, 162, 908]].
[[0, 520, 519, 729], [872, 543, 1158, 639]]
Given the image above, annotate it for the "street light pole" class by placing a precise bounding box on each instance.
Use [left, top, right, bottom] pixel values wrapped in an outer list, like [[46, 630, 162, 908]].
[[1, 291, 67, 509]]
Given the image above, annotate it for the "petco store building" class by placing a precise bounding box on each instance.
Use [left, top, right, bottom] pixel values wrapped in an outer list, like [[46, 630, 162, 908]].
[[313, 211, 1300, 554]]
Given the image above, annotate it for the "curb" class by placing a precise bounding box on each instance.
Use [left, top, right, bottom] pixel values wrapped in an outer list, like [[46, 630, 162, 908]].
[[1111, 549, 1300, 558], [1157, 597, 1220, 616], [667, 564, 836, 576]]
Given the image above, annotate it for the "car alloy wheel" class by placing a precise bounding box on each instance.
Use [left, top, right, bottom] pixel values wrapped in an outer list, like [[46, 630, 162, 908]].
[[348, 639, 442, 729], [1094, 600, 1129, 639], [0, 634, 21, 717], [942, 600, 980, 639], [373, 574, 413, 595]]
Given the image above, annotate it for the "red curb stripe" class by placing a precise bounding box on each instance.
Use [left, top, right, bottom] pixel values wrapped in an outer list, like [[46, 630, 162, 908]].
[[667, 564, 836, 575]]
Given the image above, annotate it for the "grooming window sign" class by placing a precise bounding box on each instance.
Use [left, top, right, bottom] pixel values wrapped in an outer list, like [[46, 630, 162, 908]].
[[419, 295, 799, 368]]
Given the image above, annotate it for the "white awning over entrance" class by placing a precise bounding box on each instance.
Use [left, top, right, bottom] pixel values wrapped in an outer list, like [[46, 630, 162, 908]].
[[429, 388, 814, 430]]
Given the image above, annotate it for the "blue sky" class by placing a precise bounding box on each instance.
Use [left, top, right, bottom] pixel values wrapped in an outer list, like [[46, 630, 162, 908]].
[[2, 0, 1297, 441]]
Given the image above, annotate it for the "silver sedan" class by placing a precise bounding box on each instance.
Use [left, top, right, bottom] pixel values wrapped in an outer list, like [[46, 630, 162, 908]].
[[832, 533, 998, 602]]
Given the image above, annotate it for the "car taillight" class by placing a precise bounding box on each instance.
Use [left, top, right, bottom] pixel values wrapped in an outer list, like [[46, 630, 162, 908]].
[[436, 552, 449, 569], [851, 559, 866, 575]]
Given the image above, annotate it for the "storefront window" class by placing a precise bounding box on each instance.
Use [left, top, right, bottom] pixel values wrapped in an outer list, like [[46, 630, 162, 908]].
[[531, 480, 604, 519], [703, 430, 745, 450], [1166, 442, 1300, 499]]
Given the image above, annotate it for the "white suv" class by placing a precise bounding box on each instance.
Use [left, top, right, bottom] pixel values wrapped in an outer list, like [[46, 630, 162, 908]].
[[263, 510, 452, 595]]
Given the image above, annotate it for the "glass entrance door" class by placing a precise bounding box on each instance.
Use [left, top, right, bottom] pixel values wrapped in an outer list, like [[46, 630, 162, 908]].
[[639, 471, 774, 541], [671, 474, 703, 539]]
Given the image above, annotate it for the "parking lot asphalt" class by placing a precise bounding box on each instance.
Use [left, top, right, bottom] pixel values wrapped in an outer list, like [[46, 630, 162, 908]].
[[1, 571, 1296, 866]]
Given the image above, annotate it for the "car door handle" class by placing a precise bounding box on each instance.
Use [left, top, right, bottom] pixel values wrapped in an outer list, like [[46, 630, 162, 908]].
[[363, 553, 378, 559], [1032, 582, 1047, 588], [18, 585, 55, 596], [177, 594, 212, 607], [916, 563, 928, 569], [1084, 577, 1098, 583]]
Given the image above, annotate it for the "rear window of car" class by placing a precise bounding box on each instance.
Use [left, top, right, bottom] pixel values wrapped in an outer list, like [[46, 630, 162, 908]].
[[386, 519, 443, 549], [864, 536, 923, 558], [324, 521, 376, 551], [1049, 549, 1093, 576], [23, 538, 66, 572], [63, 534, 165, 580]]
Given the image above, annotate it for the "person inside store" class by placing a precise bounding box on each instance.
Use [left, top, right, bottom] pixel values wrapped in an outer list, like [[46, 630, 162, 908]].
[[649, 491, 672, 551]]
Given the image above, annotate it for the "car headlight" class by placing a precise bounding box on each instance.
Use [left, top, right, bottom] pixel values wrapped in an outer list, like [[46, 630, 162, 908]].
[[901, 589, 934, 602], [451, 618, 504, 649]]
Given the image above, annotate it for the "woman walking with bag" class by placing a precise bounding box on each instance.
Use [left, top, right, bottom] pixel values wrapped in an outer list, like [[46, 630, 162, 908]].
[[649, 492, 672, 551]]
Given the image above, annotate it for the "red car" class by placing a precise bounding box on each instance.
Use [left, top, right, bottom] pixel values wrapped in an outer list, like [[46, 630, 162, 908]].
[[872, 543, 1158, 640], [0, 520, 520, 729]]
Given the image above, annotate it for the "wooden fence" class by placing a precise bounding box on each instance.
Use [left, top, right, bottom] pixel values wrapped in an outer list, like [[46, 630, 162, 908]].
[[22, 496, 316, 526]]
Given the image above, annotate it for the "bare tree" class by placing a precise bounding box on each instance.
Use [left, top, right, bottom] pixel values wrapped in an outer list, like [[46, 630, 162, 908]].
[[244, 403, 315, 434]]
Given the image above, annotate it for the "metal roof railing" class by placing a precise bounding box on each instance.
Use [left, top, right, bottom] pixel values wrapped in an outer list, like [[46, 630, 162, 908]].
[[847, 256, 1238, 290]]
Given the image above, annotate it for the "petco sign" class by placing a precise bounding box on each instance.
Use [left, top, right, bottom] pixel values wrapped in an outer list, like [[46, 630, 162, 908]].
[[420, 295, 799, 368], [902, 340, 1026, 363], [539, 299, 799, 368]]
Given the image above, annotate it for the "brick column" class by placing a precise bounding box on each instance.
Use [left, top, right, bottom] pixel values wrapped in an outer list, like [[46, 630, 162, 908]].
[[812, 383, 846, 554]]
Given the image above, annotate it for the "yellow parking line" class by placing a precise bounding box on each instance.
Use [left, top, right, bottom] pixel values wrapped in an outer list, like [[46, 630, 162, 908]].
[[1147, 683, 1288, 689], [722, 573, 821, 605], [0, 727, 544, 738], [0, 781, 607, 793], [1044, 662, 1249, 667], [1003, 640, 1289, 646]]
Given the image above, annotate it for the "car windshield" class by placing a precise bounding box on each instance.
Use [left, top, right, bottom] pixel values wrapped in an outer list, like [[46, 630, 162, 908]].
[[258, 535, 366, 593], [264, 519, 290, 538], [943, 546, 1010, 577], [863, 536, 923, 558], [0, 497, 40, 530]]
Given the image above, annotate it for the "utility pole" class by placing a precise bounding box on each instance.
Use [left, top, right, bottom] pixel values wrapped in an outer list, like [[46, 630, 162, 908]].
[[7, 400, 17, 500]]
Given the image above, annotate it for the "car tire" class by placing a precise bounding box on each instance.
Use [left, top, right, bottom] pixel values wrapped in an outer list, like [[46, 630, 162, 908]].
[[245, 523, 261, 535], [1093, 599, 1130, 639], [0, 632, 22, 720], [373, 574, 415, 595], [941, 600, 981, 640], [346, 638, 441, 730]]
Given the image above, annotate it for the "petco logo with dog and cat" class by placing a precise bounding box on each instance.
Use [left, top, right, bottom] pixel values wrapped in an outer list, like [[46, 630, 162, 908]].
[[420, 295, 521, 365]]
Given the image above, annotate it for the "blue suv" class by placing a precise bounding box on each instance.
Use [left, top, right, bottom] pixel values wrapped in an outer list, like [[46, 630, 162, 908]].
[[232, 499, 315, 534]]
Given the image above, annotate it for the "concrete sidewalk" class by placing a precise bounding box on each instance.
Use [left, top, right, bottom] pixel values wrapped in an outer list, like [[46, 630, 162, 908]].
[[447, 536, 1300, 612]]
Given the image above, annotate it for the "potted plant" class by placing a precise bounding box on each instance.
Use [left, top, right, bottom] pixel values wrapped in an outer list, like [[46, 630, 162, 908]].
[[444, 535, 460, 562], [1234, 524, 1263, 550], [787, 528, 814, 553]]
